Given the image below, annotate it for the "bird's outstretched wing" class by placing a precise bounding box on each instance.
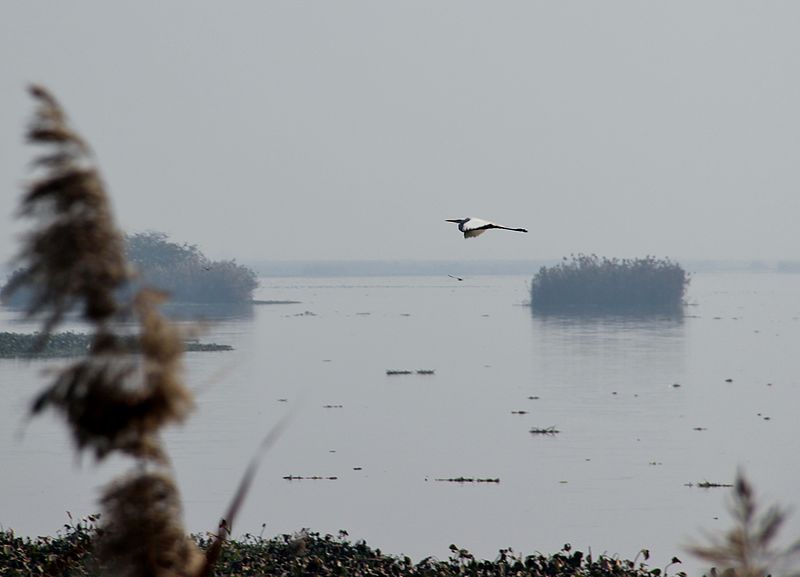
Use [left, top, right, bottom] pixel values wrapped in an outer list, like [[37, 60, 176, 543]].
[[464, 228, 487, 238]]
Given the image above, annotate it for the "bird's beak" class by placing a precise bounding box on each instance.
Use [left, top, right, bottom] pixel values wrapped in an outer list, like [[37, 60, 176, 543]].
[[445, 219, 460, 223]]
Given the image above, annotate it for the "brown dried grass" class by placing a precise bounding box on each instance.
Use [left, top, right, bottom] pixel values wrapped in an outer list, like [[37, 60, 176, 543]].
[[10, 85, 202, 576], [690, 473, 800, 577], [97, 471, 204, 577]]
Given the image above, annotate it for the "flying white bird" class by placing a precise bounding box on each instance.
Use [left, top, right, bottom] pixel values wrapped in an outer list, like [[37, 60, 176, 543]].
[[446, 217, 528, 239]]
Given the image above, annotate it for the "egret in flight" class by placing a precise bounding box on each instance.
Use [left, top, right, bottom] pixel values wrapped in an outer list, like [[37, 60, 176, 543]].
[[446, 217, 528, 239]]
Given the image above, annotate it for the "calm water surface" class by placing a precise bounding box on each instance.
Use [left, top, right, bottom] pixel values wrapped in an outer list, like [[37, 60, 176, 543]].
[[2, 272, 799, 575]]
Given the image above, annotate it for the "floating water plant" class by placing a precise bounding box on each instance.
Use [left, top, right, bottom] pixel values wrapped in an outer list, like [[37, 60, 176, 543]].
[[529, 426, 560, 435], [282, 475, 338, 481], [434, 477, 500, 484]]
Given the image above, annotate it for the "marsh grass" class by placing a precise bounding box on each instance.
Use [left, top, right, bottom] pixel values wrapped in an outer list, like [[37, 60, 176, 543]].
[[530, 254, 688, 313], [689, 474, 800, 577], [7, 85, 203, 576]]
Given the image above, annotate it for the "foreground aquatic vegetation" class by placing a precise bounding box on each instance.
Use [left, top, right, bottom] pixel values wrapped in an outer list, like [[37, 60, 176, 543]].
[[0, 522, 682, 577]]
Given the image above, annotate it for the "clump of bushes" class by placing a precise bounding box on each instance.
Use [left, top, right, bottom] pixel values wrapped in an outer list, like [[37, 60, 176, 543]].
[[530, 254, 688, 313], [126, 231, 258, 304], [1, 232, 258, 307]]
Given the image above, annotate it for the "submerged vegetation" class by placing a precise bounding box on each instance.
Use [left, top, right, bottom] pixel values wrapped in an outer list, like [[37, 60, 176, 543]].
[[530, 255, 688, 313], [0, 331, 232, 358]]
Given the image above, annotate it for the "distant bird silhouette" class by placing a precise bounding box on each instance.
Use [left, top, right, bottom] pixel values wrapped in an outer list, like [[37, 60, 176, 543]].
[[446, 217, 528, 239], [448, 274, 463, 281]]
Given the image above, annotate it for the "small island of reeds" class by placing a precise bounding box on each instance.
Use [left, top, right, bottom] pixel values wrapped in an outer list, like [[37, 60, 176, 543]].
[[530, 254, 688, 314]]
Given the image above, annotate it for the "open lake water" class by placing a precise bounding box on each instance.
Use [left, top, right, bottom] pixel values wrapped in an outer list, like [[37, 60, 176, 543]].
[[2, 271, 799, 575]]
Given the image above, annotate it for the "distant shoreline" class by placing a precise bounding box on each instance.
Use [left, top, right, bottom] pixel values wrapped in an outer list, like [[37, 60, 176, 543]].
[[3, 259, 798, 281], [243, 259, 800, 278]]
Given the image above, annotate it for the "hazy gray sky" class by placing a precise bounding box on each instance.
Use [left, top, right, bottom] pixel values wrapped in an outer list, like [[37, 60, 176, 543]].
[[2, 2, 800, 265]]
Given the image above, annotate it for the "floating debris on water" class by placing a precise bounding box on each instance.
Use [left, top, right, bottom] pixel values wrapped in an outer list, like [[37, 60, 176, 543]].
[[386, 369, 436, 376], [685, 481, 733, 488], [323, 404, 343, 409], [434, 477, 500, 484], [530, 426, 560, 435], [511, 410, 529, 415], [283, 475, 338, 481], [528, 395, 540, 400], [277, 398, 288, 403], [386, 370, 413, 375], [294, 310, 317, 317], [725, 378, 733, 383], [416, 369, 435, 375]]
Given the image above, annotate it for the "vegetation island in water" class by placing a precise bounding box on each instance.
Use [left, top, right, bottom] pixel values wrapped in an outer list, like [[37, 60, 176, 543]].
[[530, 254, 688, 314]]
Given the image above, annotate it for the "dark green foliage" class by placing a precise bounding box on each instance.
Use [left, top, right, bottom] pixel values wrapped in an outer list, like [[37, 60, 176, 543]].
[[0, 522, 679, 577], [0, 516, 98, 577], [531, 255, 688, 313], [126, 231, 258, 304], [0, 331, 232, 358]]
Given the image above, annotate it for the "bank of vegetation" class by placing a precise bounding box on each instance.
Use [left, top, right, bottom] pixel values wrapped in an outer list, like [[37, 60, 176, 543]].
[[530, 255, 688, 313], [0, 521, 674, 577]]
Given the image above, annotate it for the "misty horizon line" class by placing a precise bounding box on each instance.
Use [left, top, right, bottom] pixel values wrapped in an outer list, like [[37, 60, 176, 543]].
[[243, 258, 799, 278], [2, 258, 798, 281]]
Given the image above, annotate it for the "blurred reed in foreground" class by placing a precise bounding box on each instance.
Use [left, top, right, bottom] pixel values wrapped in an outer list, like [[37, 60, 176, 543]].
[[8, 85, 202, 577]]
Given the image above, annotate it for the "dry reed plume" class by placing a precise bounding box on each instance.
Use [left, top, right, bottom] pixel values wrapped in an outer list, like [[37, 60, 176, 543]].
[[690, 473, 800, 577], [9, 85, 201, 576]]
